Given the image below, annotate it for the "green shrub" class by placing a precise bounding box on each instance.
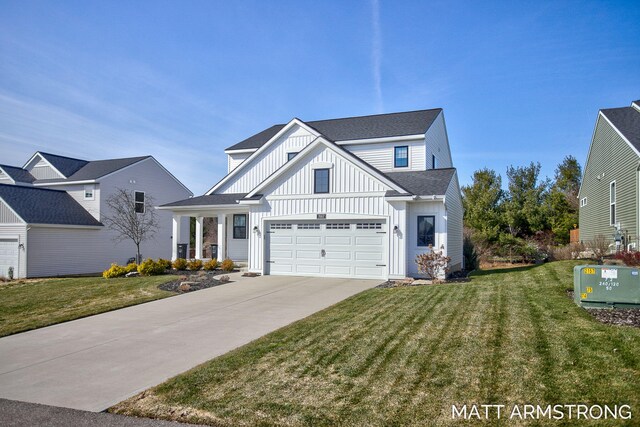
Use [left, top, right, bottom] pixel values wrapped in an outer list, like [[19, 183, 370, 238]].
[[157, 258, 172, 270], [172, 258, 188, 270], [103, 263, 127, 279], [137, 258, 166, 276], [203, 259, 219, 271], [187, 259, 203, 271], [221, 258, 235, 272], [463, 234, 479, 271]]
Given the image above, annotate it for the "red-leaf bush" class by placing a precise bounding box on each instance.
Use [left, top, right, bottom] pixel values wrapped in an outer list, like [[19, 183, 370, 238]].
[[615, 250, 640, 267]]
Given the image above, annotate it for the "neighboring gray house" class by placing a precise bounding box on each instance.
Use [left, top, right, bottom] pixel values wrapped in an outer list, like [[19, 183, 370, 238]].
[[579, 99, 640, 250], [161, 109, 463, 280], [0, 152, 192, 278]]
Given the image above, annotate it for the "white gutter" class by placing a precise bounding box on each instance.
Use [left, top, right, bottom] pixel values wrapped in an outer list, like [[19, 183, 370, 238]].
[[33, 179, 97, 186]]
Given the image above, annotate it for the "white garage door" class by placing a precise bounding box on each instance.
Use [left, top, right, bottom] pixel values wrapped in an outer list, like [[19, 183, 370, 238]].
[[0, 239, 18, 278], [265, 220, 387, 279]]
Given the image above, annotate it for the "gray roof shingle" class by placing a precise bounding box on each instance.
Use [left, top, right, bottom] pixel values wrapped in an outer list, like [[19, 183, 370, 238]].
[[601, 105, 640, 153], [33, 156, 151, 183], [161, 193, 247, 207], [38, 152, 89, 177], [0, 164, 35, 183], [0, 184, 102, 226], [226, 109, 442, 151], [384, 168, 456, 196]]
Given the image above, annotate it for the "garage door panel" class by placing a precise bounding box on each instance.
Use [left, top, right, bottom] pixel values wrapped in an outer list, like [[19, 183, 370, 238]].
[[296, 236, 322, 245], [325, 265, 351, 275], [271, 236, 293, 244], [324, 250, 351, 260], [355, 236, 384, 245], [325, 236, 351, 245], [296, 264, 322, 274], [270, 250, 293, 259], [355, 251, 384, 261], [296, 250, 321, 260], [355, 266, 385, 277], [270, 263, 293, 273]]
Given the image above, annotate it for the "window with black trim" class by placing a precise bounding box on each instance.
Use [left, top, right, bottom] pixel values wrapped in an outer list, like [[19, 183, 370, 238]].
[[610, 181, 616, 225], [394, 146, 408, 168], [134, 191, 145, 214], [314, 168, 330, 194], [287, 152, 298, 161], [84, 184, 94, 200], [233, 214, 247, 239], [417, 215, 435, 247]]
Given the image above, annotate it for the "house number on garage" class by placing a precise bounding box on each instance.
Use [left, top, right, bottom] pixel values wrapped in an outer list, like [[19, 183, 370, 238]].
[[317, 214, 326, 219]]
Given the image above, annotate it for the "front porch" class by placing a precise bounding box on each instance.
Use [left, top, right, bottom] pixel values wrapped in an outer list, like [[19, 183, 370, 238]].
[[169, 207, 250, 262]]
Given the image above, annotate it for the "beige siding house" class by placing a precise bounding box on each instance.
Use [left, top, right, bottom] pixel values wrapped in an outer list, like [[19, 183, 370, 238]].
[[579, 100, 640, 250], [0, 152, 191, 278], [161, 109, 464, 280]]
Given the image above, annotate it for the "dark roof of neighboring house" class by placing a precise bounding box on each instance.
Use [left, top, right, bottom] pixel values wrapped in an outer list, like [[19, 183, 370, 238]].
[[0, 184, 102, 226], [161, 193, 247, 207], [0, 164, 35, 183], [226, 109, 442, 151], [384, 168, 456, 196], [38, 152, 89, 177], [601, 105, 640, 153], [33, 156, 151, 183]]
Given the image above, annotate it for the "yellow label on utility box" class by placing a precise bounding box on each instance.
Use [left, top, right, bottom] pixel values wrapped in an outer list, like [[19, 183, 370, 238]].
[[584, 268, 596, 275], [586, 287, 593, 293], [581, 293, 588, 299]]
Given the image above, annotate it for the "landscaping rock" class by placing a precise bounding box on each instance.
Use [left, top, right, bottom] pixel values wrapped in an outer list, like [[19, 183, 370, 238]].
[[125, 271, 139, 277], [242, 272, 261, 277], [219, 275, 230, 283], [412, 279, 432, 285], [158, 276, 228, 293], [178, 282, 197, 292]]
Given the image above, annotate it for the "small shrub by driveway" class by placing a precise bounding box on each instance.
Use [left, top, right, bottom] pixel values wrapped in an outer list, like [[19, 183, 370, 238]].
[[0, 276, 174, 337], [110, 261, 640, 426]]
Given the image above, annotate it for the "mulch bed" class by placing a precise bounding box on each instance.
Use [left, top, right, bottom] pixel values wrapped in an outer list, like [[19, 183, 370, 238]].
[[377, 270, 471, 289], [566, 290, 640, 328], [158, 272, 230, 293]]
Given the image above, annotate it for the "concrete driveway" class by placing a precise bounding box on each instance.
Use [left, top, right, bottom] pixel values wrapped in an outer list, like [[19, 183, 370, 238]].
[[0, 274, 379, 412]]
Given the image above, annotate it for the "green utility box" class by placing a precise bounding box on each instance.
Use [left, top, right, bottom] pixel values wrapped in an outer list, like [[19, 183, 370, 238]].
[[574, 265, 640, 308]]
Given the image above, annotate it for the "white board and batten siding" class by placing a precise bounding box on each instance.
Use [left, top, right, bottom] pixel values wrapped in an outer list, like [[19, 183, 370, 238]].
[[218, 125, 316, 194], [407, 201, 447, 277], [425, 112, 453, 169], [248, 143, 408, 279]]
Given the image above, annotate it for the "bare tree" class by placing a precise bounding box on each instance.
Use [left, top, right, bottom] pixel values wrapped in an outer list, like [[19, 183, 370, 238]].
[[102, 188, 159, 263]]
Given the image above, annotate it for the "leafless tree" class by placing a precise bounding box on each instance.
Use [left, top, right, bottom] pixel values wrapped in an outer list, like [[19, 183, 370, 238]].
[[102, 188, 159, 263]]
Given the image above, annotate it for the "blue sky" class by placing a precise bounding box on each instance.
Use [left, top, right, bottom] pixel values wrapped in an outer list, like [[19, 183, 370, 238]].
[[1, 0, 638, 194]]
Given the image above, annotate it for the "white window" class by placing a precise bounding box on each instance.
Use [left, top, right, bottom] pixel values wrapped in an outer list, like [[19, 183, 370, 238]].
[[610, 181, 616, 225], [135, 191, 145, 214], [84, 185, 95, 200], [356, 222, 382, 229], [580, 197, 587, 207], [297, 223, 321, 230], [270, 223, 292, 230]]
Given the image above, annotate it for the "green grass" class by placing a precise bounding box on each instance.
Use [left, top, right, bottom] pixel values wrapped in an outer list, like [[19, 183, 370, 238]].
[[0, 275, 175, 337], [110, 261, 640, 426]]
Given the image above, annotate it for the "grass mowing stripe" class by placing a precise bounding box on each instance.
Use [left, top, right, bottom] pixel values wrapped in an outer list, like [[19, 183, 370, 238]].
[[480, 279, 509, 403], [340, 287, 452, 409]]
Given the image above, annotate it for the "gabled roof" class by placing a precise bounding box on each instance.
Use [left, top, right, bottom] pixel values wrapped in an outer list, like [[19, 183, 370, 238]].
[[226, 109, 442, 151], [32, 156, 151, 183], [0, 184, 102, 226], [161, 193, 247, 208], [37, 152, 89, 177], [600, 105, 640, 154], [0, 164, 35, 183], [384, 168, 456, 196]]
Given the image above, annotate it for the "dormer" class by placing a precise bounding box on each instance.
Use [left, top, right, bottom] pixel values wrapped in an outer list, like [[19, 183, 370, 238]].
[[23, 152, 88, 181]]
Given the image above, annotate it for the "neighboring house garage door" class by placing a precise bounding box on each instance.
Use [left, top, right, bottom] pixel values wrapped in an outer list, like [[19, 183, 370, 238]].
[[0, 239, 18, 278], [265, 220, 387, 279]]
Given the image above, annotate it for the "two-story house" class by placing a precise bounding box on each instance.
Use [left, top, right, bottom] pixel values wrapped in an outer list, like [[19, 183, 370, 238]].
[[579, 99, 640, 251], [0, 152, 192, 278], [161, 109, 463, 280]]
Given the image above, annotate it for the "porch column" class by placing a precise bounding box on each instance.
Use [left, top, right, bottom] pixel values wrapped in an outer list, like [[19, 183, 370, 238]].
[[217, 213, 226, 260], [171, 215, 181, 260], [195, 216, 204, 260]]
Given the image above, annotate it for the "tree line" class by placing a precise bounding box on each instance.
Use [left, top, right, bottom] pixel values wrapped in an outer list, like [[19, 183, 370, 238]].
[[462, 156, 581, 263]]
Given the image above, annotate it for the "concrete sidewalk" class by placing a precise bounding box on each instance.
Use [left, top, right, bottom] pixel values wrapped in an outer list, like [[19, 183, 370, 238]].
[[0, 274, 378, 411]]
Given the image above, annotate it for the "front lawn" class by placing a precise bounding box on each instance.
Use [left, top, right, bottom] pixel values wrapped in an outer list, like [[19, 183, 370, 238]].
[[110, 261, 640, 426], [0, 275, 175, 337]]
